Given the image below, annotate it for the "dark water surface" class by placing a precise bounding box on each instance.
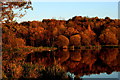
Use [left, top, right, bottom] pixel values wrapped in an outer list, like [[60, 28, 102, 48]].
[[26, 48, 120, 79]]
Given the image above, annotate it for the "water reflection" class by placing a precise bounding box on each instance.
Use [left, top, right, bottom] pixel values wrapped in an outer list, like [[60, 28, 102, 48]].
[[25, 48, 120, 78], [81, 72, 119, 78]]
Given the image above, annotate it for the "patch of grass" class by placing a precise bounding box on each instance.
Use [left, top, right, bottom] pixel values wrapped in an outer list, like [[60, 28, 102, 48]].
[[19, 46, 57, 52]]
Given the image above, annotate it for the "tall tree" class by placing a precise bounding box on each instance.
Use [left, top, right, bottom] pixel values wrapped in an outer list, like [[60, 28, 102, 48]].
[[1, 0, 33, 23]]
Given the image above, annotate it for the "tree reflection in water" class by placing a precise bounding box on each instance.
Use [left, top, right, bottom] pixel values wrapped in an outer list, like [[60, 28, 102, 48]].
[[25, 48, 120, 78]]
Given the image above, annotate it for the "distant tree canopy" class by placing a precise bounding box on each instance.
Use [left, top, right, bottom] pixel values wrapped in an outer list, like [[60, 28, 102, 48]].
[[2, 16, 120, 49], [1, 0, 32, 23]]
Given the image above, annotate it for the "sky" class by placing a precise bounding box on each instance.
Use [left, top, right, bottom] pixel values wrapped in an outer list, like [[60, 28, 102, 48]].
[[15, 1, 119, 23]]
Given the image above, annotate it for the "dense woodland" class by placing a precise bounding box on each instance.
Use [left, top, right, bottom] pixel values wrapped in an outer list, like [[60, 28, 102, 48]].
[[2, 16, 120, 49], [2, 1, 120, 79], [2, 16, 120, 79], [2, 13, 120, 80]]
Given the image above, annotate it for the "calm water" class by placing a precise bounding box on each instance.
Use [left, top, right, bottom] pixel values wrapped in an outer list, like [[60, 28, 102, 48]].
[[26, 48, 120, 79]]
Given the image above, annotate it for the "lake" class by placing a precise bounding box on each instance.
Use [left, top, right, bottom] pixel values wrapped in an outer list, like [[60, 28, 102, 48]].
[[25, 48, 120, 79]]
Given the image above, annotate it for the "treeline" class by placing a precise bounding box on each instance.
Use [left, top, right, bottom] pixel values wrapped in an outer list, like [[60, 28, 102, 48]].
[[2, 16, 120, 48]]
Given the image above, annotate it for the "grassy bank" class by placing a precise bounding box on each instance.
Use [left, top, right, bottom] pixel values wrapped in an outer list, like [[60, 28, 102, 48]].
[[19, 46, 57, 52], [3, 46, 57, 52]]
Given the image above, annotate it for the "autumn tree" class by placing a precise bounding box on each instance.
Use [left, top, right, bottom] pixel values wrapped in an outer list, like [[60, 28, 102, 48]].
[[16, 24, 29, 38], [99, 28, 118, 45], [93, 21, 103, 37], [66, 20, 75, 27], [107, 26, 118, 35], [79, 25, 96, 46], [55, 35, 69, 48], [2, 31, 25, 48], [72, 16, 82, 22], [52, 27, 58, 36], [25, 22, 45, 47], [80, 32, 91, 46], [117, 27, 120, 44], [2, 23, 26, 47], [70, 34, 81, 47], [64, 27, 79, 37], [56, 24, 66, 35], [15, 21, 45, 47], [1, 0, 32, 23]]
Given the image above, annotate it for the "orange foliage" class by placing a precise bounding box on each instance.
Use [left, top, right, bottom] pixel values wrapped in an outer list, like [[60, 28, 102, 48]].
[[2, 16, 120, 48]]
